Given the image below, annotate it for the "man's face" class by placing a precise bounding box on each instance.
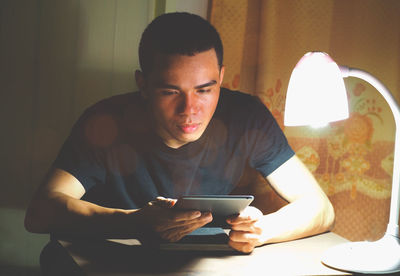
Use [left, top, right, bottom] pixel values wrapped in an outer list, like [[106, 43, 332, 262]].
[[137, 49, 224, 149]]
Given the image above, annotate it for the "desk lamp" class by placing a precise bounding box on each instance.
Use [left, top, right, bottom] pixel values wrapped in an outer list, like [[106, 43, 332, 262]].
[[284, 52, 400, 274]]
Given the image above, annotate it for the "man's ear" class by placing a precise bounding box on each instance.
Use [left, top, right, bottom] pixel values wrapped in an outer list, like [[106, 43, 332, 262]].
[[135, 70, 147, 99], [219, 65, 225, 85]]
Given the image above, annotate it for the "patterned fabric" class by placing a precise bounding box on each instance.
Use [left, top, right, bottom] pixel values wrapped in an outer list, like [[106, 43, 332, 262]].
[[210, 0, 400, 241], [209, 0, 249, 91]]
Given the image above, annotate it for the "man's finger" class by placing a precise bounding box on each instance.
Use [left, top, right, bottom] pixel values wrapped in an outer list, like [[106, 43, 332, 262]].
[[230, 206, 262, 220], [226, 215, 256, 225], [158, 212, 212, 231], [229, 230, 259, 243], [228, 240, 254, 254], [155, 196, 177, 208], [227, 207, 263, 225], [171, 210, 203, 221], [160, 214, 213, 241], [230, 223, 261, 234]]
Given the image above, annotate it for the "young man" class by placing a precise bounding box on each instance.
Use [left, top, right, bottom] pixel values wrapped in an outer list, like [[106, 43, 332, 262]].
[[25, 12, 334, 253]]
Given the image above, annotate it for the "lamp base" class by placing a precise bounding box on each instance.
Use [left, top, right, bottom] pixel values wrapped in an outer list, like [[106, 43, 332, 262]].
[[321, 233, 400, 274]]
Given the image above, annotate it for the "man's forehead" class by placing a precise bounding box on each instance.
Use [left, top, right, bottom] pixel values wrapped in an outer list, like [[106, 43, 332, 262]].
[[146, 51, 221, 82], [153, 80, 218, 89], [152, 50, 219, 68]]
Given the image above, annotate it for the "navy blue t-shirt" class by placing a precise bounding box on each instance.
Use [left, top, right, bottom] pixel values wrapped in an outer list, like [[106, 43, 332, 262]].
[[54, 88, 294, 209]]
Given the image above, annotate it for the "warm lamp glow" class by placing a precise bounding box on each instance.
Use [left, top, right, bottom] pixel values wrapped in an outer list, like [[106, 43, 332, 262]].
[[284, 52, 349, 127], [285, 52, 400, 274]]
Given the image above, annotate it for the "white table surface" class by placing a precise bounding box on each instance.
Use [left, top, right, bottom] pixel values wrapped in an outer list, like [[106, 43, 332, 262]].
[[58, 232, 351, 275]]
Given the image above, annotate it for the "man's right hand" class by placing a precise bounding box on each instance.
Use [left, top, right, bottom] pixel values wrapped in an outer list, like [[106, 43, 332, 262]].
[[136, 197, 213, 242], [25, 169, 212, 241]]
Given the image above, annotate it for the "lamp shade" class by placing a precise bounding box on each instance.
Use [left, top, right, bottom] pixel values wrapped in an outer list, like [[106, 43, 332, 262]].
[[286, 52, 400, 274], [284, 52, 349, 126]]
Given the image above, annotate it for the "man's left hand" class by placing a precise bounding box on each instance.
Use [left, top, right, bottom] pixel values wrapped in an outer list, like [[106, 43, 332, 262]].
[[226, 206, 264, 253]]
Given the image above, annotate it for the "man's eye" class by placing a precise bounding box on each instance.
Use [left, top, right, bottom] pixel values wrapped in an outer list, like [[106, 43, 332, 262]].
[[161, 90, 178, 96], [198, 89, 211, 94]]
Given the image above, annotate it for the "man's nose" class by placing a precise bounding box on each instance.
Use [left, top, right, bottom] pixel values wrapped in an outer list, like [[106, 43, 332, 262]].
[[178, 93, 198, 115]]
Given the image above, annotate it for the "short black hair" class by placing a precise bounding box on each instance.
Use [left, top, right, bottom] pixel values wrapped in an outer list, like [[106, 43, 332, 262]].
[[139, 12, 223, 75]]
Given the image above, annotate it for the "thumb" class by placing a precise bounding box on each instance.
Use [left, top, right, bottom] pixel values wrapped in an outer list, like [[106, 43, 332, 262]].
[[155, 196, 177, 208]]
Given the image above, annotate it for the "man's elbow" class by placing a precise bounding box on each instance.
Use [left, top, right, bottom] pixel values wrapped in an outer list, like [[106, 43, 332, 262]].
[[24, 213, 40, 233], [24, 203, 51, 234], [319, 197, 335, 232]]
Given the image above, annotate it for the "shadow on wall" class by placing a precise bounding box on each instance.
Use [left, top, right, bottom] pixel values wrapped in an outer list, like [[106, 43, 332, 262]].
[[0, 208, 49, 275], [1, 71, 136, 274], [0, 265, 41, 276], [2, 0, 146, 273]]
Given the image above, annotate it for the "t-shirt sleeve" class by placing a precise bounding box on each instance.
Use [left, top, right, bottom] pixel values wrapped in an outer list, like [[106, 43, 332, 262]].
[[52, 110, 110, 191], [246, 100, 295, 177]]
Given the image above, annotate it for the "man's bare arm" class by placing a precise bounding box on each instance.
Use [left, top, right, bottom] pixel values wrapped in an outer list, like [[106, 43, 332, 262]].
[[24, 168, 140, 237], [262, 155, 335, 242], [24, 168, 211, 239], [228, 155, 335, 252]]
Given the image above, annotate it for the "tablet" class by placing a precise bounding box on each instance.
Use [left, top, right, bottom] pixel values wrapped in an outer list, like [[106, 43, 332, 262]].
[[174, 195, 254, 216], [158, 227, 237, 252]]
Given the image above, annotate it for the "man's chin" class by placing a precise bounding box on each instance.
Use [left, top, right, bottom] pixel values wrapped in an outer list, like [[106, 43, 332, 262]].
[[172, 132, 204, 147], [179, 134, 202, 144]]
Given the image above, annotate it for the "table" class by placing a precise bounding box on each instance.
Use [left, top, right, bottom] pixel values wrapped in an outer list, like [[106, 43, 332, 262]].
[[41, 232, 351, 275]]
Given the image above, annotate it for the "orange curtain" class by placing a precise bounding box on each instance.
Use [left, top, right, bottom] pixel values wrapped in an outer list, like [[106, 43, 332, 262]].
[[210, 0, 400, 241]]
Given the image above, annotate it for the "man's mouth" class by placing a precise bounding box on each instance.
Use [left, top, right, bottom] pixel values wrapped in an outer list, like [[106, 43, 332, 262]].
[[178, 123, 200, 134]]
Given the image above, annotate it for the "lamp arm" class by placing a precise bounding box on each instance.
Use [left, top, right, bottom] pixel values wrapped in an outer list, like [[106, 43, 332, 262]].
[[340, 66, 400, 238]]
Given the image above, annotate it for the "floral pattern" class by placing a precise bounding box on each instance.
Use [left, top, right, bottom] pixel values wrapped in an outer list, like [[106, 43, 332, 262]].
[[222, 73, 241, 90], [209, 0, 400, 242], [259, 79, 286, 130], [381, 152, 394, 177], [343, 112, 374, 144], [296, 146, 320, 173], [340, 155, 370, 175], [262, 79, 394, 201]]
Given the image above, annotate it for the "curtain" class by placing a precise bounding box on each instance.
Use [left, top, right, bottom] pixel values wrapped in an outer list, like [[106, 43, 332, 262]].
[[210, 0, 400, 241]]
